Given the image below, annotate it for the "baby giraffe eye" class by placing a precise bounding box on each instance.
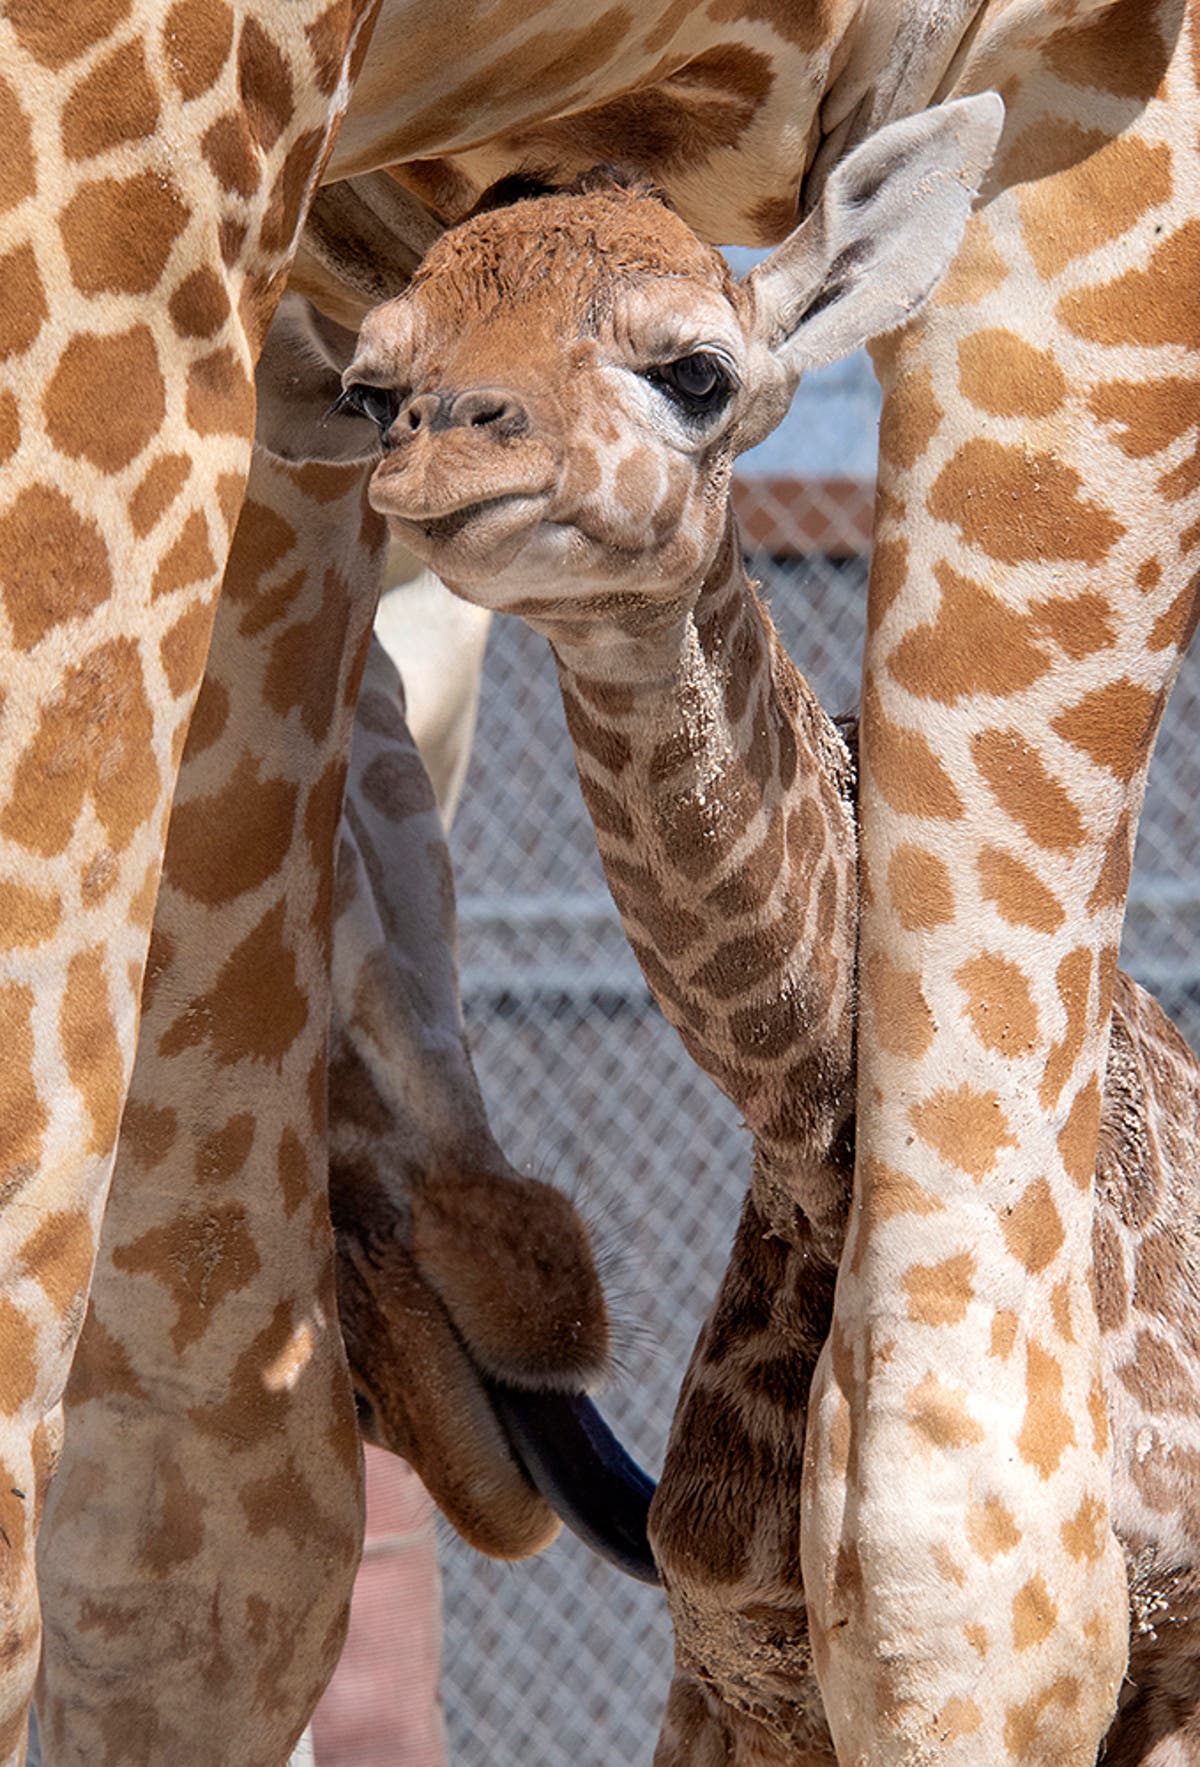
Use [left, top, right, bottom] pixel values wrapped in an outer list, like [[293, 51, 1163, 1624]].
[[333, 383, 401, 434], [642, 352, 732, 418]]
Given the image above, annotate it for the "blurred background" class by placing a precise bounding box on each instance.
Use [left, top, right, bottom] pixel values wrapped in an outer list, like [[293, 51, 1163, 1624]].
[[311, 336, 1200, 1766]]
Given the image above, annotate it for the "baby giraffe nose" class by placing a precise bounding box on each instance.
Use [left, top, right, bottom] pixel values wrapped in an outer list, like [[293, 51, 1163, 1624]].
[[402, 388, 529, 438]]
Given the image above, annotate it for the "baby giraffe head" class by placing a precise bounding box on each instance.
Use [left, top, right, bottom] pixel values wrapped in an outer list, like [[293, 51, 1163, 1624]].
[[344, 94, 1001, 618]]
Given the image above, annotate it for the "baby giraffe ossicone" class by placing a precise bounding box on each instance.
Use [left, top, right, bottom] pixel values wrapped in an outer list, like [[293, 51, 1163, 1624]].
[[343, 99, 1200, 1763]]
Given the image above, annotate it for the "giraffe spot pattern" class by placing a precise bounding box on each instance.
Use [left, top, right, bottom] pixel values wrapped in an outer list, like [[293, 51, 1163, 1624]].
[[61, 946, 124, 1158], [0, 391, 19, 467], [19, 1209, 94, 1318], [977, 845, 1066, 933], [237, 16, 294, 152], [1118, 1330, 1200, 1416], [0, 982, 46, 1179], [957, 329, 1066, 419], [1002, 1178, 1065, 1276], [44, 325, 165, 473], [906, 1372, 985, 1450], [909, 1084, 1017, 1180], [0, 484, 113, 649], [1006, 118, 1173, 279], [1092, 1212, 1129, 1331], [7, 0, 132, 69], [862, 678, 963, 820], [931, 1540, 966, 1587], [61, 39, 160, 161], [1040, 948, 1092, 1111], [159, 595, 216, 697], [848, 1157, 943, 1275], [972, 727, 1085, 851], [1058, 1075, 1102, 1188], [277, 1127, 309, 1216], [264, 567, 353, 740], [991, 1311, 1018, 1359], [1148, 579, 1200, 654], [359, 747, 437, 823], [118, 1103, 177, 1171], [130, 453, 191, 536], [184, 345, 254, 438], [1062, 219, 1200, 350], [162, 0, 235, 101], [887, 561, 1051, 704], [1029, 592, 1116, 660], [865, 948, 935, 1060], [0, 880, 61, 950], [0, 1296, 38, 1414], [150, 510, 217, 599], [929, 439, 1126, 566], [195, 1114, 255, 1187], [159, 901, 308, 1068], [1045, 0, 1171, 96], [258, 125, 326, 257], [0, 639, 159, 855], [0, 76, 36, 214], [867, 534, 907, 636], [887, 842, 954, 931], [902, 1251, 975, 1328], [1050, 1278, 1074, 1344], [112, 1202, 263, 1352], [60, 171, 191, 298], [1060, 1492, 1106, 1563], [965, 1494, 1021, 1562], [1052, 679, 1162, 781], [1088, 376, 1200, 459], [1088, 809, 1138, 918], [305, 3, 352, 95], [183, 672, 229, 758], [1018, 1342, 1076, 1478], [168, 266, 232, 340], [877, 362, 942, 473], [0, 241, 47, 361], [931, 211, 1008, 307], [136, 1456, 206, 1576], [954, 952, 1039, 1057], [202, 111, 262, 196], [1012, 1574, 1057, 1650]]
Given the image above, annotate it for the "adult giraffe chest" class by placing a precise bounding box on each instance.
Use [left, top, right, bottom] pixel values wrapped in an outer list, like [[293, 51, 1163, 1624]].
[[331, 0, 874, 244]]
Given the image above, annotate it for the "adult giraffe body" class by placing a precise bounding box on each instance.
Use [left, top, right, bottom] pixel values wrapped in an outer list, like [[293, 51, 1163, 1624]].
[[348, 164, 1200, 1764], [1, 1, 1195, 1762]]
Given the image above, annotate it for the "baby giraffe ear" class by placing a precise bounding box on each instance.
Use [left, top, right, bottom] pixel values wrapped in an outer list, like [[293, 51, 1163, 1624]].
[[745, 93, 1004, 379]]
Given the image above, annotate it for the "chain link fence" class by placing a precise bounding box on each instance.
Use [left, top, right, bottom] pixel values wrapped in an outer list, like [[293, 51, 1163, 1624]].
[[316, 350, 1200, 1766]]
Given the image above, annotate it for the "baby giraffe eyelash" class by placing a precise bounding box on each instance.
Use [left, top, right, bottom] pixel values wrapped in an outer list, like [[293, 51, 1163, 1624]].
[[640, 351, 735, 418]]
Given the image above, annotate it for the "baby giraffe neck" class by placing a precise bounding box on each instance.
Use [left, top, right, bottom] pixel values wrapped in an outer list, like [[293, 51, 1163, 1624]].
[[548, 510, 858, 1256]]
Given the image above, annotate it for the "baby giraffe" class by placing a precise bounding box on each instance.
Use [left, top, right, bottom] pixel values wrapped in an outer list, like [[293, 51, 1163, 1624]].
[[343, 102, 1200, 1763]]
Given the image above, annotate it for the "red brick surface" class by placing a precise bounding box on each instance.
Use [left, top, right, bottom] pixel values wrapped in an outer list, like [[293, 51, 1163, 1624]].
[[312, 1449, 447, 1767]]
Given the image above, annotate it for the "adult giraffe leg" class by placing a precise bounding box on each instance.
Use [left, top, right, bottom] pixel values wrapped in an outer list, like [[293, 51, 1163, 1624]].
[[0, 6, 377, 1756], [804, 10, 1200, 1760], [35, 303, 385, 1763]]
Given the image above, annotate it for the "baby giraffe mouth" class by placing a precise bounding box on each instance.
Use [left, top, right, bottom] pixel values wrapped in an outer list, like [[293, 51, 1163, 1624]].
[[412, 492, 535, 543], [351, 1343, 658, 1585]]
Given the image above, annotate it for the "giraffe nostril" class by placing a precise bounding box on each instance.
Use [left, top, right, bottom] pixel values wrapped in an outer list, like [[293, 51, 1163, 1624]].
[[450, 388, 529, 437]]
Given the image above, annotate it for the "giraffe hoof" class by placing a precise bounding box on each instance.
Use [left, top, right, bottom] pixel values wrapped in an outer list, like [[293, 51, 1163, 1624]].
[[486, 1382, 660, 1585]]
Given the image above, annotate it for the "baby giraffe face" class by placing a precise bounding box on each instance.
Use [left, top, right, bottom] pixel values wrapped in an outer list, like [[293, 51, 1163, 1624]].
[[346, 187, 754, 607], [345, 93, 1004, 615]]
